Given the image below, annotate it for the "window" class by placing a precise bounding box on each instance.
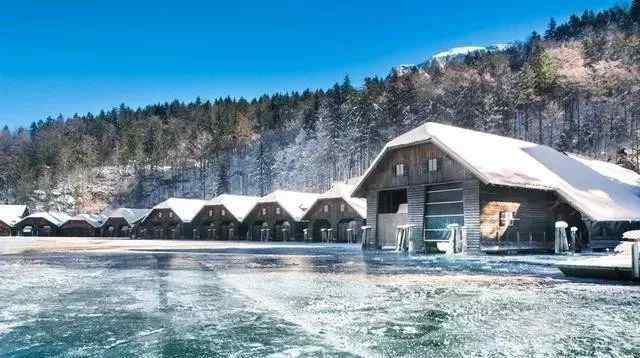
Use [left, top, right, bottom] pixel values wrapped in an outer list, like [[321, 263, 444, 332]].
[[276, 207, 281, 215], [158, 212, 163, 218], [323, 204, 329, 213], [499, 211, 514, 226], [221, 209, 226, 216], [393, 163, 406, 177], [208, 209, 213, 217], [428, 158, 439, 172], [261, 208, 267, 216], [340, 203, 345, 212], [169, 212, 173, 218]]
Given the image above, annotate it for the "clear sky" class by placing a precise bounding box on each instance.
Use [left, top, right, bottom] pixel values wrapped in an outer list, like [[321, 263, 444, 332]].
[[0, 0, 618, 128]]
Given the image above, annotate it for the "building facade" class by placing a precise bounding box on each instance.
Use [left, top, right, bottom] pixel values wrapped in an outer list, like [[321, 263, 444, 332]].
[[244, 190, 318, 241]]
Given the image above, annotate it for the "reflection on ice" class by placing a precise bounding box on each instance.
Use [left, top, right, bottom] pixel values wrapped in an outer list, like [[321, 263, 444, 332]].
[[0, 242, 639, 357]]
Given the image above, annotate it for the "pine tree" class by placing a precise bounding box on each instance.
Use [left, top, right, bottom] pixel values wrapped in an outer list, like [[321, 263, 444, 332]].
[[544, 18, 557, 39], [631, 0, 640, 23]]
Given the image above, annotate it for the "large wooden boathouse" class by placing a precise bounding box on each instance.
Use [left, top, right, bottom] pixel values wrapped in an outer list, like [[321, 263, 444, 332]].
[[192, 194, 259, 240], [136, 198, 206, 240], [302, 182, 366, 242], [352, 122, 640, 254], [244, 190, 318, 241], [0, 205, 29, 236]]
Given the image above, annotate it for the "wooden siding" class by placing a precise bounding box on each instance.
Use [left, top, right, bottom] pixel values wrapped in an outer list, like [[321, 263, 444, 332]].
[[60, 221, 99, 237], [304, 198, 365, 242], [463, 179, 481, 254], [366, 190, 378, 248], [0, 221, 12, 236], [136, 208, 193, 240], [363, 143, 469, 192], [192, 204, 244, 240], [479, 184, 556, 252], [244, 202, 306, 241], [15, 217, 60, 237], [101, 217, 131, 237], [407, 185, 425, 243]]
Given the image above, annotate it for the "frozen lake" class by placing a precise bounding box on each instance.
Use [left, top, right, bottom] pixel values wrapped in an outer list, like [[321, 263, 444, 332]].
[[1, 238, 639, 357]]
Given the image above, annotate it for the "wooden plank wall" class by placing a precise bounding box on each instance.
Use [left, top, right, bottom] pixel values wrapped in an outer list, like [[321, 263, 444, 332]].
[[463, 179, 481, 254], [407, 185, 425, 243], [367, 190, 378, 248]]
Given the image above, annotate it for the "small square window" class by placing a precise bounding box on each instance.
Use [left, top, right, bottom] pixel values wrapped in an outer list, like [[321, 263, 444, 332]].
[[209, 209, 213, 217], [323, 204, 329, 213], [499, 211, 513, 226], [340, 203, 345, 212], [158, 212, 163, 218], [262, 208, 267, 216], [169, 212, 173, 218], [393, 163, 406, 177], [276, 207, 281, 215], [428, 158, 439, 172], [221, 209, 226, 216]]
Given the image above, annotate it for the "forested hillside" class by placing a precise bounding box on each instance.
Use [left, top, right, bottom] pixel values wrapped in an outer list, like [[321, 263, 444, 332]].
[[2, 3, 640, 213]]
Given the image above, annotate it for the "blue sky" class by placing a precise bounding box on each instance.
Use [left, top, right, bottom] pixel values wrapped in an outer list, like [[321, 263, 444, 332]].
[[0, 0, 617, 128]]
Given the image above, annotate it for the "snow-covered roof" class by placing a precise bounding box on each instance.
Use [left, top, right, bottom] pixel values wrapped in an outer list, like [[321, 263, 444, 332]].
[[62, 214, 105, 228], [0, 205, 28, 227], [19, 211, 72, 227], [204, 194, 260, 222], [256, 190, 319, 221], [145, 198, 207, 223], [304, 181, 367, 219], [353, 122, 640, 222], [104, 208, 151, 225]]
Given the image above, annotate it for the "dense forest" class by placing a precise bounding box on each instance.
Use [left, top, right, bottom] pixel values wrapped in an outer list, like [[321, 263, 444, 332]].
[[2, 2, 640, 212]]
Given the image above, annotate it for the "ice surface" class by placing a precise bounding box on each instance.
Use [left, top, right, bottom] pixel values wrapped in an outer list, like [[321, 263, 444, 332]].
[[0, 239, 639, 357]]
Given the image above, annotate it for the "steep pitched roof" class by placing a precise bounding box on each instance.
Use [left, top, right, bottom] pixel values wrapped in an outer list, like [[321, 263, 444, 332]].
[[62, 214, 105, 228], [353, 122, 640, 222], [0, 204, 28, 227], [19, 211, 72, 227], [104, 208, 151, 225], [205, 194, 260, 222], [257, 190, 319, 221], [304, 181, 367, 219], [145, 198, 207, 223]]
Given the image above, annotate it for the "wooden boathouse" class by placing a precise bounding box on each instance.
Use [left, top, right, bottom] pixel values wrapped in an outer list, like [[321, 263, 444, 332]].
[[15, 212, 72, 237], [244, 190, 318, 241], [192, 194, 259, 240], [0, 205, 29, 236], [301, 182, 366, 242], [136, 198, 206, 240], [101, 208, 150, 237], [60, 214, 104, 237], [352, 122, 640, 254]]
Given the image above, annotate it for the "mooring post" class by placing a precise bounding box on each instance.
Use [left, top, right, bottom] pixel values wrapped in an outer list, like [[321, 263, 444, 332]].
[[361, 225, 371, 250], [633, 241, 640, 281]]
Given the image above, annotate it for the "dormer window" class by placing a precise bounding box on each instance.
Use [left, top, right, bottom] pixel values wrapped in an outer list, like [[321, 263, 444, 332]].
[[393, 163, 406, 177]]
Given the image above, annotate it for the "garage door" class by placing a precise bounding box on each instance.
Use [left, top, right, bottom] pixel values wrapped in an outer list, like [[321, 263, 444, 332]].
[[424, 183, 464, 241]]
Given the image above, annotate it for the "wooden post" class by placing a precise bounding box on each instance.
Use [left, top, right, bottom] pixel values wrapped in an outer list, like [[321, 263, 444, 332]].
[[633, 241, 640, 281]]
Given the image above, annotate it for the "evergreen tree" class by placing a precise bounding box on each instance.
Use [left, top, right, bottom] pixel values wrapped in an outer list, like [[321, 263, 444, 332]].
[[632, 0, 640, 23], [544, 18, 557, 39]]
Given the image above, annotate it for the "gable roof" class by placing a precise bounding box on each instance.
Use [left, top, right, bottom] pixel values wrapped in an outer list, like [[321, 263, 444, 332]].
[[144, 197, 207, 223], [303, 181, 367, 219], [18, 211, 72, 227], [256, 190, 319, 221], [353, 121, 640, 222], [0, 205, 28, 227], [203, 194, 260, 222], [62, 214, 105, 228], [104, 208, 151, 225]]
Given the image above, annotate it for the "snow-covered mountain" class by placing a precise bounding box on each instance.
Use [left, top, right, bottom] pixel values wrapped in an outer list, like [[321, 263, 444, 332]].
[[391, 43, 512, 76]]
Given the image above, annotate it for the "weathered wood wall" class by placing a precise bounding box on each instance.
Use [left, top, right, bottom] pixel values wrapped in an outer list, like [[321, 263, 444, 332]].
[[244, 202, 306, 241], [303, 198, 364, 242], [60, 221, 99, 237], [363, 143, 469, 191], [137, 208, 194, 240], [463, 179, 481, 254], [101, 217, 131, 237], [15, 218, 60, 236], [479, 184, 556, 252], [192, 204, 244, 240]]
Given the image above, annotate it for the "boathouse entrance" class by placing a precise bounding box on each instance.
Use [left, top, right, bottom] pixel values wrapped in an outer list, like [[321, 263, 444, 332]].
[[377, 189, 407, 248]]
